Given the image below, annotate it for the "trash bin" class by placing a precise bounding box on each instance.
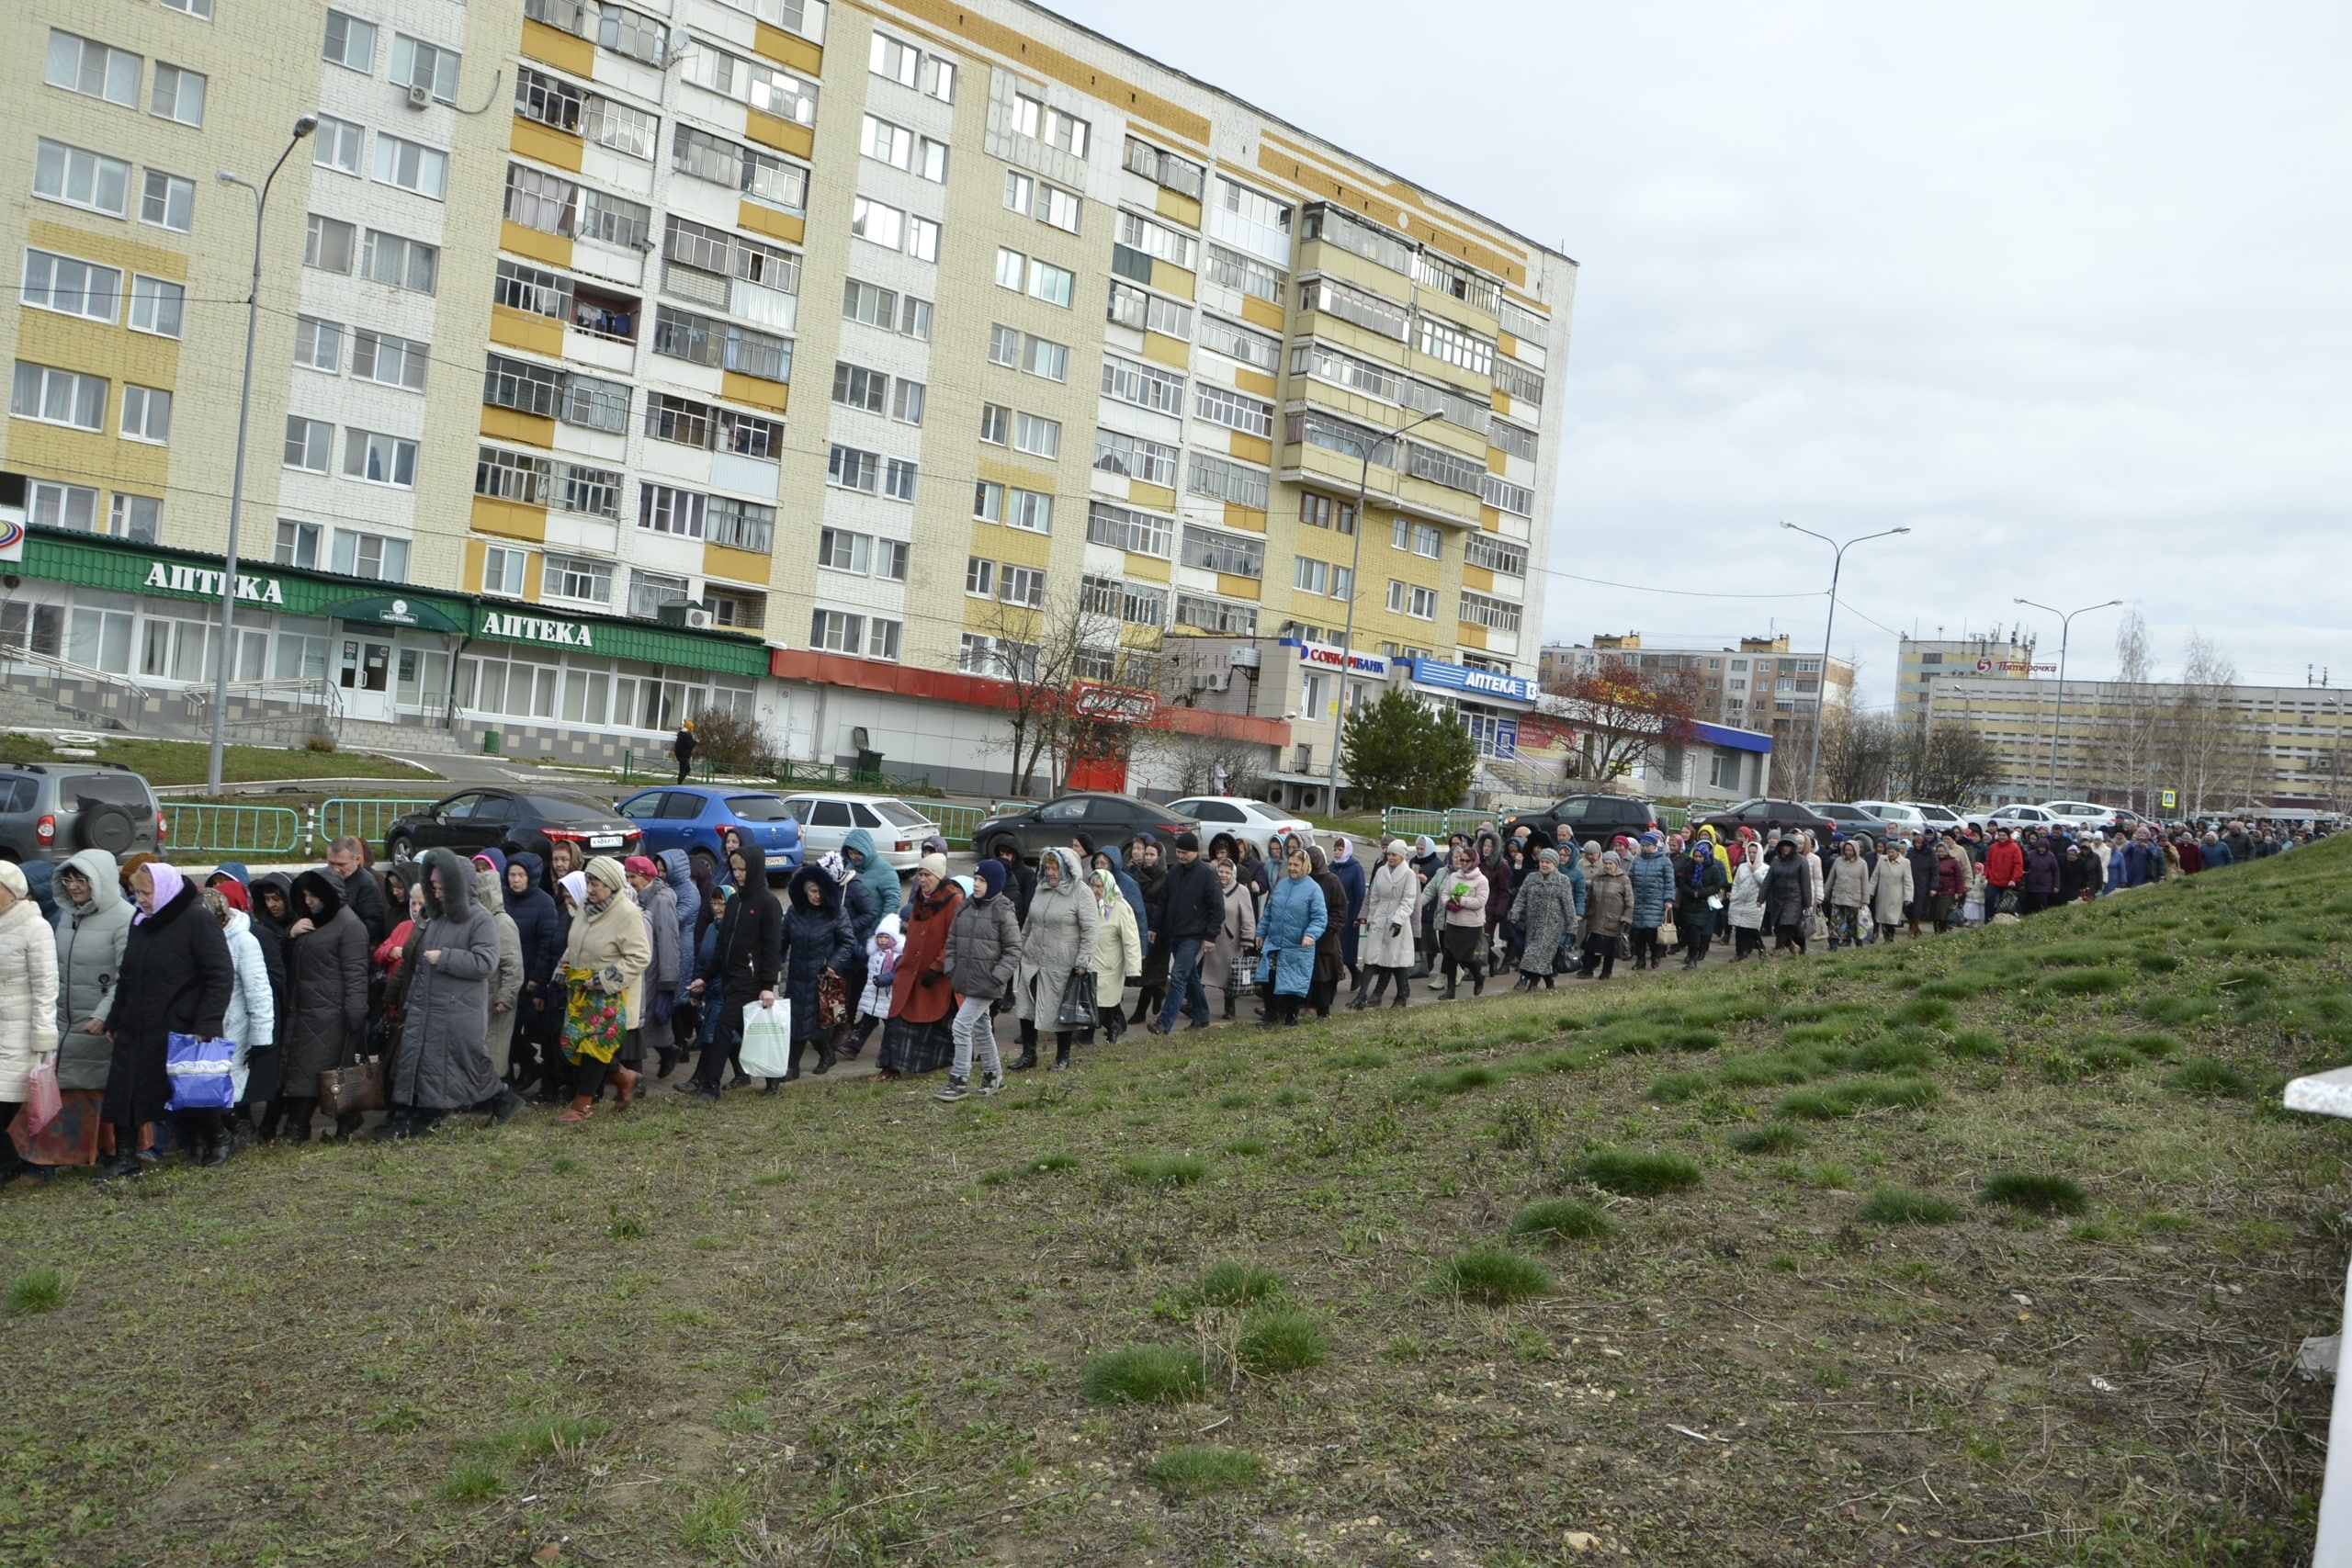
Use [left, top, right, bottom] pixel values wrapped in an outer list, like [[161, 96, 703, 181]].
[[481, 728, 502, 756]]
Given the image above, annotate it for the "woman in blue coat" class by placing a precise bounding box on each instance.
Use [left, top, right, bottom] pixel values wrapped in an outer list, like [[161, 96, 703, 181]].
[[1252, 849, 1329, 1027]]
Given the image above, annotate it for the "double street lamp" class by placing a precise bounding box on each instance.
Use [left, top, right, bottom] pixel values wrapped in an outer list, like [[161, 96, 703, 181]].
[[206, 115, 318, 795], [2014, 596, 2122, 798], [1780, 522, 1910, 798], [1323, 407, 1448, 814]]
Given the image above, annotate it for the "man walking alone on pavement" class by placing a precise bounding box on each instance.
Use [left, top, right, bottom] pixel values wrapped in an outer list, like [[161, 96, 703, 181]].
[[673, 720, 696, 784]]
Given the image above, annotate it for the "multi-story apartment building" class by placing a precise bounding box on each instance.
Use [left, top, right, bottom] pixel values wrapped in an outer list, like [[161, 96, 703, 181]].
[[0, 0, 1574, 790], [1894, 630, 2040, 727], [1540, 634, 1853, 739]]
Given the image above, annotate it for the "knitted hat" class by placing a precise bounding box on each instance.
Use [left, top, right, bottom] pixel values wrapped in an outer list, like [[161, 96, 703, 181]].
[[623, 854, 660, 880], [975, 859, 1007, 897], [585, 855, 628, 890], [920, 852, 949, 881], [1173, 831, 1200, 852], [0, 862, 25, 900]]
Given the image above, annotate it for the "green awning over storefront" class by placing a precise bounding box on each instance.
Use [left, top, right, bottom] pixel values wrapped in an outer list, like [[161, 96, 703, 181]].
[[324, 594, 469, 634]]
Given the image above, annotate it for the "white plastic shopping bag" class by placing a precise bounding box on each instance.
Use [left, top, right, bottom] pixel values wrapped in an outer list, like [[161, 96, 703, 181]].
[[738, 999, 794, 1079]]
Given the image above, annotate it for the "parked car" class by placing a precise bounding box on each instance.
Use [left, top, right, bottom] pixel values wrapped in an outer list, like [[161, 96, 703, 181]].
[[1906, 803, 1968, 835], [1694, 798, 1840, 841], [1163, 796, 1315, 859], [1501, 794, 1662, 850], [974, 793, 1198, 865], [2041, 800, 2138, 835], [0, 761, 165, 864], [1804, 802, 1888, 843], [1963, 803, 2061, 834], [615, 785, 803, 881], [384, 789, 642, 865], [773, 793, 939, 873], [1853, 800, 1928, 835]]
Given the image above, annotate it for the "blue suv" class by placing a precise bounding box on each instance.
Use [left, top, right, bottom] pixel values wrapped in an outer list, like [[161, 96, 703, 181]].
[[614, 786, 803, 881]]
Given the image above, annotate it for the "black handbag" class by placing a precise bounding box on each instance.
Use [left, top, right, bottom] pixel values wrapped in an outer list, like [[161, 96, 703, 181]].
[[1054, 969, 1098, 1029]]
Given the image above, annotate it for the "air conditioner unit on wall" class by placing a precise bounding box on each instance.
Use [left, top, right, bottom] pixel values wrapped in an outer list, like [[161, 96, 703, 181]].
[[406, 83, 433, 109], [657, 602, 714, 630], [1191, 671, 1230, 694]]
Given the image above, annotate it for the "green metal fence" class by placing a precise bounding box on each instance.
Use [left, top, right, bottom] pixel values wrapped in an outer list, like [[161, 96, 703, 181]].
[[314, 797, 440, 855], [1381, 802, 1690, 844], [925, 804, 989, 849], [1380, 807, 1452, 843], [163, 804, 304, 857]]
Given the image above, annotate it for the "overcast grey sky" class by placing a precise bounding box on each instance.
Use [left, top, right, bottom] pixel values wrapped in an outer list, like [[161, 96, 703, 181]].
[[1049, 1, 2352, 704]]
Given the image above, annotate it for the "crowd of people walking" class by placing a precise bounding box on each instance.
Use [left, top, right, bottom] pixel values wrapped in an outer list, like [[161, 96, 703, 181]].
[[0, 808, 2317, 1179]]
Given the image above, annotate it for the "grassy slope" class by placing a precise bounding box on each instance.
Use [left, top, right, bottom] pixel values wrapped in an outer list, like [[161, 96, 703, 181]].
[[4, 841, 2349, 1566], [1, 734, 434, 785]]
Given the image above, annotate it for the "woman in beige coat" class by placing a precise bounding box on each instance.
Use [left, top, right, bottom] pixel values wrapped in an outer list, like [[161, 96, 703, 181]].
[[1201, 858, 1259, 1021], [1867, 842, 1915, 944], [1087, 866, 1141, 1041], [556, 857, 652, 1122]]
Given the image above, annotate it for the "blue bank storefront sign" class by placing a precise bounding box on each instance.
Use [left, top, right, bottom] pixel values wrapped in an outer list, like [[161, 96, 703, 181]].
[[1403, 657, 1536, 705]]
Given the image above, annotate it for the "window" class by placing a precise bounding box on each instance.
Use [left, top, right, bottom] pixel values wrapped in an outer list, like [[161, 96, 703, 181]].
[[1216, 175, 1291, 243], [390, 34, 460, 103], [305, 214, 355, 272], [345, 430, 418, 488], [884, 458, 920, 502], [141, 172, 194, 232], [21, 250, 120, 322], [1121, 582, 1167, 628], [1115, 209, 1194, 268], [543, 553, 612, 604], [992, 326, 1068, 381], [1300, 276, 1409, 340], [1490, 420, 1538, 462], [302, 116, 364, 177], [809, 609, 866, 655], [283, 416, 333, 470], [121, 385, 172, 443], [623, 571, 687, 622], [1093, 429, 1177, 486], [996, 564, 1046, 609], [161, 0, 214, 18], [1198, 315, 1281, 372], [869, 31, 955, 100], [682, 39, 820, 125], [642, 393, 781, 457], [1204, 244, 1281, 302], [361, 229, 436, 292], [557, 462, 622, 517], [850, 196, 902, 250], [150, 62, 206, 126], [333, 528, 412, 582], [1458, 591, 1522, 635], [1193, 382, 1273, 438], [515, 65, 582, 131], [1464, 533, 1528, 576], [11, 364, 106, 431], [639, 483, 707, 538], [1124, 136, 1204, 198], [482, 546, 528, 597], [583, 96, 656, 159], [1013, 412, 1060, 459], [1299, 492, 1357, 535], [1100, 355, 1183, 414], [1495, 358, 1545, 406], [108, 494, 161, 542], [28, 482, 100, 535], [1014, 96, 1088, 158], [840, 278, 930, 340], [1284, 409, 1382, 463], [1006, 489, 1053, 533], [354, 330, 428, 391], [906, 216, 940, 263], [822, 528, 876, 575], [827, 445, 879, 494], [875, 540, 910, 582], [1078, 573, 1122, 618], [577, 187, 649, 249], [322, 10, 376, 71], [963, 557, 996, 598], [1293, 557, 1351, 599], [34, 141, 131, 217], [483, 353, 562, 418], [372, 134, 447, 199], [978, 403, 1010, 445], [1182, 525, 1264, 578], [1390, 519, 1443, 558], [492, 259, 567, 321], [500, 165, 567, 240], [861, 114, 912, 169], [476, 446, 549, 503], [889, 378, 925, 426], [1087, 501, 1172, 558], [1174, 593, 1256, 636], [1387, 581, 1438, 620], [652, 307, 790, 382], [1004, 172, 1081, 233], [672, 126, 808, 212], [1026, 258, 1074, 308], [1304, 204, 1412, 271], [1482, 474, 1535, 517], [275, 520, 322, 568], [832, 361, 888, 414], [46, 32, 141, 107], [1416, 315, 1495, 377], [130, 276, 185, 338], [1414, 251, 1500, 312], [972, 481, 1002, 522]]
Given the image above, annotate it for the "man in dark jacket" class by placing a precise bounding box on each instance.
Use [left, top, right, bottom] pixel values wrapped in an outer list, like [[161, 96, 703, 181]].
[[673, 720, 697, 783], [1148, 832, 1226, 1035], [684, 839, 781, 1100], [325, 837, 390, 946]]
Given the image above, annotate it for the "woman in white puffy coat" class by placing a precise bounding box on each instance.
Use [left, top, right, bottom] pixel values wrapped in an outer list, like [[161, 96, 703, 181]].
[[209, 889, 276, 1117], [0, 862, 61, 1177], [1727, 842, 1770, 960], [1351, 840, 1421, 1009]]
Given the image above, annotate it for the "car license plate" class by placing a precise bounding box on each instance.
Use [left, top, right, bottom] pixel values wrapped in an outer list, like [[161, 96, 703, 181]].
[[590, 834, 622, 849]]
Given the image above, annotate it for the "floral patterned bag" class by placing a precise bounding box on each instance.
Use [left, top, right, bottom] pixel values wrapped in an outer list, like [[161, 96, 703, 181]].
[[562, 966, 628, 1066]]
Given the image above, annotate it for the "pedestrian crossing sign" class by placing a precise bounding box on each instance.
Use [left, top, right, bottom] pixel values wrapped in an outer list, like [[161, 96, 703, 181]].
[[2160, 789, 2177, 810]]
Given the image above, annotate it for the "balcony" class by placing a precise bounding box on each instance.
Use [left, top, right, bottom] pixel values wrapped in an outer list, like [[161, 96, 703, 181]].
[[563, 279, 640, 373]]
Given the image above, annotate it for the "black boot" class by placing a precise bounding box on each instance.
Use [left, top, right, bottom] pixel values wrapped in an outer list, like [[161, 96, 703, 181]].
[[1009, 1043, 1038, 1071], [813, 1040, 837, 1075], [782, 1043, 804, 1083], [1223, 992, 1236, 1020], [1048, 1034, 1072, 1071], [656, 1047, 678, 1079]]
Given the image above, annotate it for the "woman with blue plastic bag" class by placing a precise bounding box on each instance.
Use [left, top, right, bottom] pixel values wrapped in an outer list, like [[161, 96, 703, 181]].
[[99, 862, 232, 1180], [0, 862, 61, 1187], [1253, 849, 1329, 1028]]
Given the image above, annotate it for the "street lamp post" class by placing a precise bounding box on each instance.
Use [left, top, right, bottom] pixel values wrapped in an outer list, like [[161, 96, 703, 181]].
[[1780, 522, 1911, 799], [206, 116, 318, 795], [1324, 408, 1447, 815], [2014, 596, 2122, 798]]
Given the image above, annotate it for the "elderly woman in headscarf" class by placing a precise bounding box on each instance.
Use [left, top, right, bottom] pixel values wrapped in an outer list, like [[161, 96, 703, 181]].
[[1327, 836, 1366, 992], [1203, 855, 1258, 1020], [1087, 864, 1142, 1043], [554, 857, 652, 1123], [1508, 847, 1578, 991], [1351, 840, 1419, 1010], [1432, 841, 1491, 999], [1677, 837, 1731, 968], [879, 853, 962, 1080], [1728, 840, 1770, 960], [1013, 847, 1098, 1072], [1253, 847, 1328, 1027], [1579, 849, 1633, 980], [779, 860, 859, 1081], [1305, 845, 1350, 1019], [378, 850, 504, 1139], [96, 862, 232, 1179]]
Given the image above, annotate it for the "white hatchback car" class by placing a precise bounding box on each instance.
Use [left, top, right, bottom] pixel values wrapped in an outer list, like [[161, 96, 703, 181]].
[[773, 793, 941, 873], [1853, 800, 1928, 835], [1163, 796, 1316, 859]]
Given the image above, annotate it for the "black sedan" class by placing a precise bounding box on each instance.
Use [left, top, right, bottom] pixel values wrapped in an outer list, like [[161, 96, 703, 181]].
[[973, 793, 1199, 864], [383, 788, 643, 866], [1694, 797, 1839, 841]]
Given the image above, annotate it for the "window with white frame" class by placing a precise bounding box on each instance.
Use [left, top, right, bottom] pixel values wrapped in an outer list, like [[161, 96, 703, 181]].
[[108, 494, 161, 542], [1390, 518, 1443, 558], [1012, 412, 1059, 459], [45, 32, 141, 107], [999, 563, 1047, 608], [333, 527, 412, 581], [1457, 590, 1521, 635], [1415, 314, 1495, 377], [141, 171, 194, 233], [1100, 354, 1183, 414], [1204, 244, 1281, 302], [1292, 557, 1351, 599], [344, 430, 418, 488], [883, 458, 919, 502], [482, 545, 528, 597], [276, 519, 322, 569], [1495, 357, 1545, 406], [1092, 429, 1176, 486], [1463, 533, 1528, 576], [1173, 593, 1256, 636], [1198, 315, 1281, 372], [541, 552, 611, 604], [1186, 454, 1272, 515], [638, 482, 706, 539], [1115, 209, 1193, 268], [1121, 581, 1166, 628], [964, 556, 995, 598], [841, 277, 930, 339], [978, 403, 1009, 445], [906, 216, 939, 263], [1387, 580, 1437, 619], [1003, 172, 1081, 233], [672, 125, 807, 212], [483, 353, 562, 418], [322, 10, 376, 72], [283, 416, 333, 471], [354, 330, 428, 391], [29, 481, 101, 534], [1490, 420, 1538, 463], [891, 378, 923, 425], [129, 276, 185, 338], [831, 360, 888, 414], [1123, 136, 1204, 198], [476, 446, 548, 503], [21, 250, 120, 322], [372, 134, 447, 199], [1193, 382, 1273, 438], [820, 528, 874, 575], [305, 214, 355, 272], [1086, 501, 1171, 558], [120, 385, 171, 444], [827, 445, 879, 494], [682, 39, 819, 125], [707, 495, 775, 552], [1005, 489, 1053, 533], [868, 32, 954, 99], [361, 229, 437, 292], [34, 141, 131, 217], [148, 62, 206, 125], [390, 33, 460, 103], [1298, 491, 1358, 535], [850, 196, 902, 250], [11, 363, 106, 431], [311, 115, 364, 175], [972, 481, 1003, 523], [810, 608, 899, 660], [626, 570, 689, 618], [1181, 524, 1264, 578]]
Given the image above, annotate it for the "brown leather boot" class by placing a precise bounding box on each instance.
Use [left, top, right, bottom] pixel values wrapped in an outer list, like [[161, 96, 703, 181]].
[[554, 1096, 594, 1124], [611, 1066, 639, 1111]]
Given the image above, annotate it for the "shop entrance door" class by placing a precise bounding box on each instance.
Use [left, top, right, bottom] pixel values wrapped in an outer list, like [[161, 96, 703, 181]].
[[339, 636, 393, 722]]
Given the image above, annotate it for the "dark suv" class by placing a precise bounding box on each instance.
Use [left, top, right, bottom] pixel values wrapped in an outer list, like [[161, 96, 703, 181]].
[[1502, 794, 1661, 850], [0, 761, 165, 863]]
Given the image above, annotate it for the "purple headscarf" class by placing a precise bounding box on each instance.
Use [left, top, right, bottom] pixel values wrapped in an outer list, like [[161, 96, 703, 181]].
[[135, 861, 187, 923]]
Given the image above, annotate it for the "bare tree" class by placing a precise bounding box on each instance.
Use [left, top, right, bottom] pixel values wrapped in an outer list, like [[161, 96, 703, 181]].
[[2160, 632, 2251, 815], [1161, 707, 1268, 798], [2099, 609, 2161, 810], [1904, 724, 2003, 807], [1555, 658, 1703, 784], [967, 584, 1125, 795], [1818, 706, 1899, 801]]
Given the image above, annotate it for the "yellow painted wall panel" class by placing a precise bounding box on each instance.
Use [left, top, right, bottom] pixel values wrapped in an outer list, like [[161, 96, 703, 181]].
[[1221, 503, 1267, 533], [1150, 262, 1197, 299], [1128, 481, 1177, 512], [1141, 331, 1189, 369], [1487, 447, 1510, 475], [463, 539, 486, 593], [1498, 332, 1519, 359], [1491, 389, 1513, 417], [736, 202, 806, 245], [1227, 432, 1272, 467], [470, 495, 547, 543], [1153, 187, 1204, 230], [1238, 293, 1286, 333], [500, 220, 572, 269], [753, 23, 824, 74], [720, 372, 791, 412], [1216, 573, 1262, 602], [1456, 623, 1488, 650], [1233, 367, 1277, 399], [510, 118, 584, 173], [1123, 553, 1170, 583], [1460, 563, 1495, 592], [521, 18, 597, 74], [481, 406, 557, 446], [522, 551, 546, 602], [13, 310, 178, 392], [1481, 505, 1505, 531], [981, 526, 1053, 569], [28, 220, 187, 282], [489, 305, 565, 358], [702, 541, 771, 584], [744, 112, 816, 160], [9, 426, 165, 491]]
